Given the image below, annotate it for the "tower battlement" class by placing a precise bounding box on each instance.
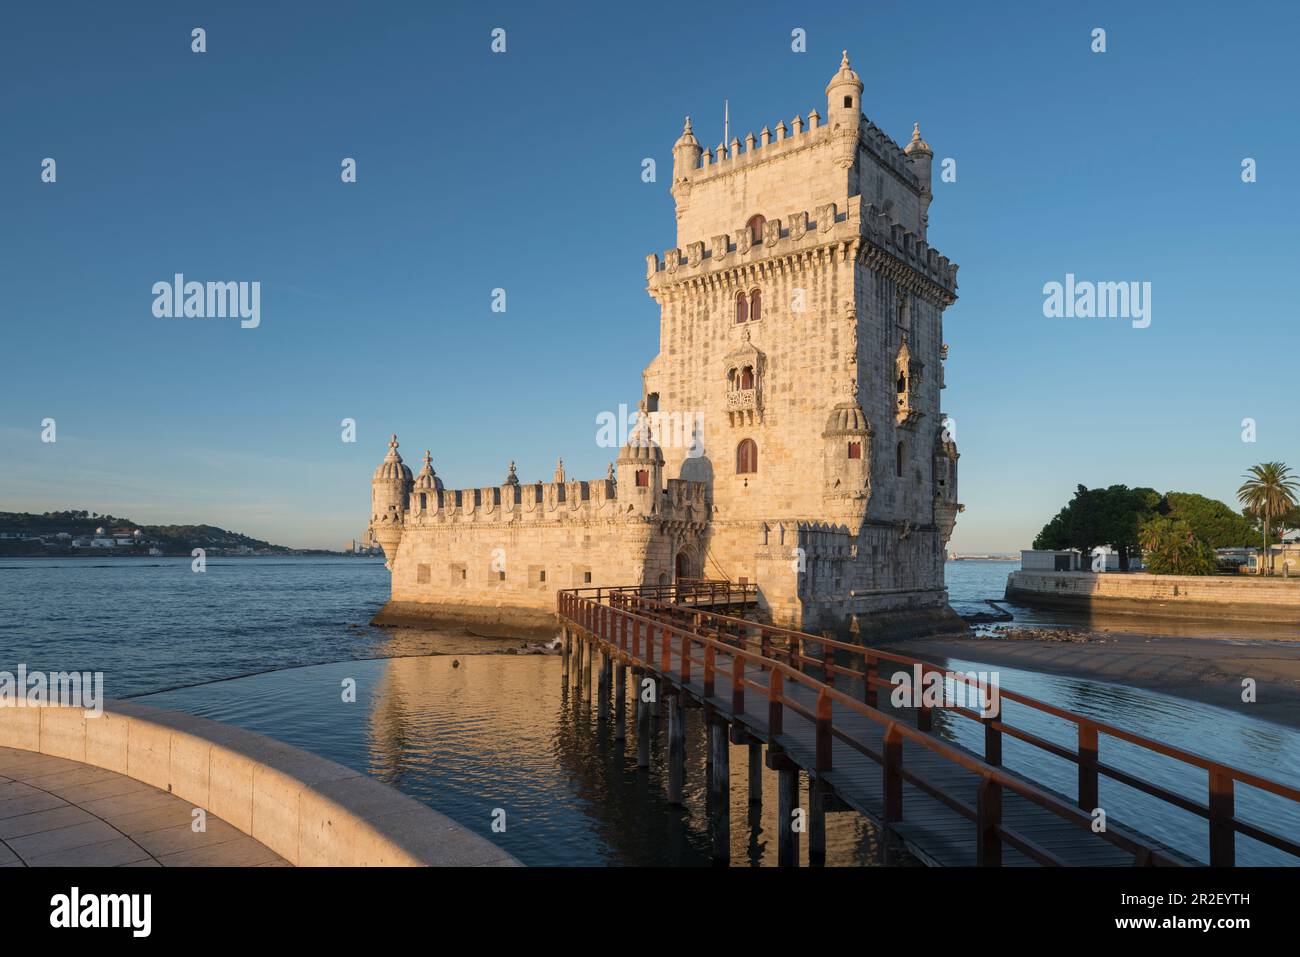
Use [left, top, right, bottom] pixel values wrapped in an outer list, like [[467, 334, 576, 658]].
[[646, 197, 958, 299]]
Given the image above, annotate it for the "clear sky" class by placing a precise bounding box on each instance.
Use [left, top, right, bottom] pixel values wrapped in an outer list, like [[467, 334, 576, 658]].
[[2, 1, 1296, 551]]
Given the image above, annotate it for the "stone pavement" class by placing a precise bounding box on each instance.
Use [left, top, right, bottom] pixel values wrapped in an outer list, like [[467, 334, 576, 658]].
[[0, 746, 289, 867]]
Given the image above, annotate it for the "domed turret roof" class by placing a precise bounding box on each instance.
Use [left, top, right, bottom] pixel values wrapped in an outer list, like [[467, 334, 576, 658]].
[[674, 116, 700, 151], [904, 122, 932, 156], [825, 50, 863, 95], [823, 400, 871, 437], [619, 402, 664, 464], [373, 434, 414, 485], [414, 449, 442, 491]]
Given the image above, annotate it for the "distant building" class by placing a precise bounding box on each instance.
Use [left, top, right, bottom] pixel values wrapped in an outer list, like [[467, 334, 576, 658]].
[[1021, 549, 1081, 571]]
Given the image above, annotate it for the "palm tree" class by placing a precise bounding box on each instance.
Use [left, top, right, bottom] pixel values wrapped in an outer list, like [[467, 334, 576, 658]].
[[1237, 462, 1299, 574]]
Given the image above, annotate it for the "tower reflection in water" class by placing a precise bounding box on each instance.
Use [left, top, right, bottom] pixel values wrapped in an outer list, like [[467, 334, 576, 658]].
[[360, 654, 900, 866]]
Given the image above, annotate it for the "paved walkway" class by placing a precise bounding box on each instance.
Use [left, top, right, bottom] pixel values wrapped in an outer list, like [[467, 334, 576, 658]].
[[0, 747, 289, 867]]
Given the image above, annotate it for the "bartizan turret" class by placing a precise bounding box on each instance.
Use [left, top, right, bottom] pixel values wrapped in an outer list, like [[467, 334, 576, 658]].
[[904, 122, 934, 239], [369, 434, 412, 568], [670, 117, 703, 210], [616, 401, 664, 518], [826, 50, 863, 170], [822, 398, 872, 519]]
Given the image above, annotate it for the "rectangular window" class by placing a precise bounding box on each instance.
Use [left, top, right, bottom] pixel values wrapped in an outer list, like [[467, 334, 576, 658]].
[[539, 570, 546, 583], [635, 470, 649, 487], [848, 442, 862, 460], [584, 571, 592, 583], [416, 564, 430, 584]]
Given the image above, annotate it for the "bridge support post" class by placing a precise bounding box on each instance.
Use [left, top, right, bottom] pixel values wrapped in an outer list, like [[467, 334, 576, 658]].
[[667, 692, 686, 805], [636, 676, 652, 768], [650, 676, 661, 718], [748, 741, 763, 809], [614, 662, 627, 741], [580, 638, 591, 698], [597, 650, 610, 722], [808, 778, 826, 866], [977, 775, 1002, 866], [776, 761, 800, 867], [708, 717, 730, 864], [561, 627, 570, 684]]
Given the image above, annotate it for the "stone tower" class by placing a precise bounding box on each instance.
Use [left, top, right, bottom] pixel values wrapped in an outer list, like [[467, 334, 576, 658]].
[[642, 52, 963, 640]]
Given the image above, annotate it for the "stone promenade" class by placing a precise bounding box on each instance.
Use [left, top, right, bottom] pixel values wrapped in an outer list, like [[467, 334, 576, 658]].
[[0, 746, 288, 867]]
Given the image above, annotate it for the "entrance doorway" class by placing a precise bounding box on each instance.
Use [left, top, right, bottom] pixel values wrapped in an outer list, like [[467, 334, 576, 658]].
[[675, 551, 692, 581]]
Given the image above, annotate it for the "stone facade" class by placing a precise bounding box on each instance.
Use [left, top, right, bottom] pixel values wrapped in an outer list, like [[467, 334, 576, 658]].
[[370, 53, 964, 641]]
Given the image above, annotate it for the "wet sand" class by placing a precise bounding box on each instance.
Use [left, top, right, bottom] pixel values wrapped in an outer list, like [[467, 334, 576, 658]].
[[883, 632, 1300, 730]]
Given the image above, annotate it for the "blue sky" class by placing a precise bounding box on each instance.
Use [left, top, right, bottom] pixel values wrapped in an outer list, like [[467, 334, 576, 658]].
[[2, 1, 1296, 551]]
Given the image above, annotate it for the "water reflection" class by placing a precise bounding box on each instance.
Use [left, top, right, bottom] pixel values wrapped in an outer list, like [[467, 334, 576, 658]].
[[143, 655, 905, 866]]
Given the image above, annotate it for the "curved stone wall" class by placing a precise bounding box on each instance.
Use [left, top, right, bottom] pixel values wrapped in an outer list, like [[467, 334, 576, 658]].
[[0, 700, 519, 867]]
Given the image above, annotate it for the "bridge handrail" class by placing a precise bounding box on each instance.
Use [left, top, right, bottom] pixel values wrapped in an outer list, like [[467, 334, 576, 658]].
[[557, 589, 1205, 866], [559, 587, 1300, 865], [617, 593, 1300, 810]]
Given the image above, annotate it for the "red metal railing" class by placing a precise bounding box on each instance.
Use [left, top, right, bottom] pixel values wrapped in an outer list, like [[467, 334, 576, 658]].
[[557, 587, 1300, 867]]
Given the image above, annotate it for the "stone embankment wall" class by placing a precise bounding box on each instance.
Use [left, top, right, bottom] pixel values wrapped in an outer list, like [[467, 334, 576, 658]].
[[0, 701, 519, 867], [1006, 571, 1300, 624]]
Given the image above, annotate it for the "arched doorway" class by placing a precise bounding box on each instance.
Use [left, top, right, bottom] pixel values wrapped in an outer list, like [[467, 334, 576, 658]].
[[675, 550, 693, 581]]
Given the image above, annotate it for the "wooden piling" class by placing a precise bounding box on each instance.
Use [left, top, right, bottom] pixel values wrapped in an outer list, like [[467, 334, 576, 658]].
[[708, 719, 730, 864], [748, 741, 763, 807], [561, 627, 570, 683], [808, 778, 826, 865], [637, 679, 652, 768], [597, 650, 610, 721], [777, 762, 799, 867], [667, 692, 685, 805], [614, 662, 627, 740]]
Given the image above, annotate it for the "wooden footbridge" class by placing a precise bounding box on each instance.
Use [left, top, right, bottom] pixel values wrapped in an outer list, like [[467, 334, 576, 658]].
[[557, 581, 1300, 867]]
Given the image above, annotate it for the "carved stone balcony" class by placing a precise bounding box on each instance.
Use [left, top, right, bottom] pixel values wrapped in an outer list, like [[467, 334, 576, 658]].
[[726, 388, 758, 411], [726, 388, 761, 426]]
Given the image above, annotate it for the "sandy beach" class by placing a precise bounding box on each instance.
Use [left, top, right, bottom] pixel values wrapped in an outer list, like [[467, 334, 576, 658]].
[[885, 632, 1300, 730]]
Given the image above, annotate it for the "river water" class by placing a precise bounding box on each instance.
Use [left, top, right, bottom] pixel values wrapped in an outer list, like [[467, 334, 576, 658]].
[[2, 556, 1296, 865]]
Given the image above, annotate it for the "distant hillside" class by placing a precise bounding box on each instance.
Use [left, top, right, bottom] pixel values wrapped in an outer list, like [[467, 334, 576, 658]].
[[0, 510, 294, 556]]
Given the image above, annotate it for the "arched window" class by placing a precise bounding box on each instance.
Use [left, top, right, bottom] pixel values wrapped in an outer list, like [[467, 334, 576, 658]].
[[896, 441, 905, 478], [897, 370, 907, 394], [740, 365, 754, 390], [737, 439, 758, 474], [419, 493, 427, 510], [843, 95, 853, 109], [735, 291, 748, 324], [749, 288, 762, 322], [746, 215, 765, 246]]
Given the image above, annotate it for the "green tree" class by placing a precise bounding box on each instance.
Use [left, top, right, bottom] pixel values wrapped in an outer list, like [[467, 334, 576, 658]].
[[1032, 484, 1160, 570], [1139, 516, 1217, 575], [1163, 492, 1259, 548], [1237, 463, 1299, 573]]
